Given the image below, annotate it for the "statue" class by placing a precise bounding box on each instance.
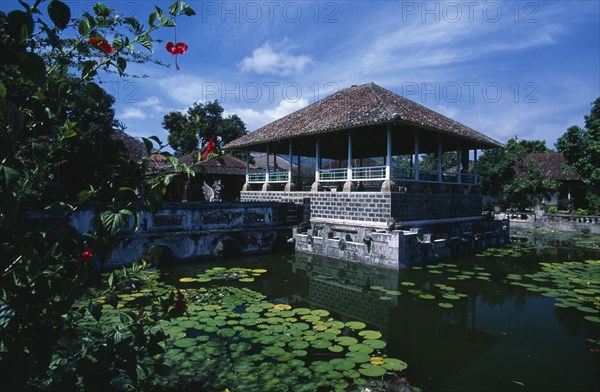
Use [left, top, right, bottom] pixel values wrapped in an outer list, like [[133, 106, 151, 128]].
[[202, 180, 222, 202]]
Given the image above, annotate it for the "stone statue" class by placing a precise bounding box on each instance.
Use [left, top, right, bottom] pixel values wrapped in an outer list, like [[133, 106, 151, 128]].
[[202, 180, 222, 202]]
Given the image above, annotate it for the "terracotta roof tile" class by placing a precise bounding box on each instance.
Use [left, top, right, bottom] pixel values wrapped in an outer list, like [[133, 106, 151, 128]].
[[225, 83, 501, 150]]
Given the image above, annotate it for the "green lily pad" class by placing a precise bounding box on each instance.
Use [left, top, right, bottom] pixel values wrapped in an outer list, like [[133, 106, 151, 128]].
[[328, 344, 344, 353], [358, 364, 386, 377], [358, 330, 382, 340], [173, 338, 196, 348], [345, 321, 366, 330], [382, 357, 408, 371], [419, 294, 435, 300], [363, 339, 386, 349], [336, 336, 359, 346], [400, 281, 416, 287], [584, 316, 600, 323], [438, 302, 454, 309]]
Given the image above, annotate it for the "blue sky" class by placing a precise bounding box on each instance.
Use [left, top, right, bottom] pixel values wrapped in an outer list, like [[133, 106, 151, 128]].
[[25, 0, 600, 149]]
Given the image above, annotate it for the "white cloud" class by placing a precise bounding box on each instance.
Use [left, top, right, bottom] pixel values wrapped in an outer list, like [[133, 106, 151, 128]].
[[238, 42, 313, 76], [228, 98, 309, 131], [117, 96, 171, 121]]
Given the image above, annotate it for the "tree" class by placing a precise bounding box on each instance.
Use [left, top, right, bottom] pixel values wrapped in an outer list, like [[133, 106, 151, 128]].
[[478, 138, 557, 209], [163, 100, 247, 156], [556, 98, 600, 213], [0, 1, 196, 389]]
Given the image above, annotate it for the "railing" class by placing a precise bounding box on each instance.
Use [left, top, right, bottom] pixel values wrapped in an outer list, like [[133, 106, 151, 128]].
[[392, 167, 415, 180], [269, 171, 289, 183], [419, 169, 438, 182], [353, 166, 386, 181], [320, 168, 348, 182], [248, 173, 266, 183], [442, 173, 458, 183]]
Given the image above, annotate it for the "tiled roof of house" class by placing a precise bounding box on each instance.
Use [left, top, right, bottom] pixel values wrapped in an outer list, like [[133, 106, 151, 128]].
[[251, 153, 295, 171], [524, 153, 580, 181], [225, 82, 501, 150]]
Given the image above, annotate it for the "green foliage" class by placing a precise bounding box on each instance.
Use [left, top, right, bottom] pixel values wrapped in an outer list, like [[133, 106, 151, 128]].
[[0, 0, 196, 389], [478, 138, 556, 210], [556, 98, 600, 213], [163, 101, 247, 157]]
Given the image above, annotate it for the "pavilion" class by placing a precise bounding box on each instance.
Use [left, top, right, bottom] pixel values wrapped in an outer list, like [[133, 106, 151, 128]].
[[225, 82, 501, 193], [224, 83, 507, 268]]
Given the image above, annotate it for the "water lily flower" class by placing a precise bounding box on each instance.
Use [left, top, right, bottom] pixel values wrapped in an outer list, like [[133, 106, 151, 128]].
[[201, 136, 216, 160]]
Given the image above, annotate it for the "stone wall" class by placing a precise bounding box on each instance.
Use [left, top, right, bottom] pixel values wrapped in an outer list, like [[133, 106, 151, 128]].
[[390, 193, 482, 222], [495, 211, 600, 234], [241, 190, 482, 225]]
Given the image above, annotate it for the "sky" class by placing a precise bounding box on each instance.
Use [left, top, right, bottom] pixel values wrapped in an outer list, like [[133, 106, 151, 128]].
[[17, 0, 600, 149]]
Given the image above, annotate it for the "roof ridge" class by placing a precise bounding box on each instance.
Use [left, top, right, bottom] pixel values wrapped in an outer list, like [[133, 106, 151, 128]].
[[366, 83, 398, 118]]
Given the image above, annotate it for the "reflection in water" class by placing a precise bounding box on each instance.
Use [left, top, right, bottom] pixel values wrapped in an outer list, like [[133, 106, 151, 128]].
[[289, 250, 600, 391]]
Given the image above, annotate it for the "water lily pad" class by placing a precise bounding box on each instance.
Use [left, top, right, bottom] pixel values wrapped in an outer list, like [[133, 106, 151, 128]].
[[239, 277, 255, 283], [196, 277, 212, 283], [311, 309, 330, 317], [331, 358, 355, 371], [251, 269, 267, 273], [584, 316, 600, 323], [345, 321, 366, 330], [438, 302, 454, 309], [400, 281, 416, 287], [336, 336, 359, 346], [173, 338, 196, 348], [382, 358, 408, 371], [346, 351, 372, 363], [363, 339, 386, 349], [419, 294, 435, 300], [311, 339, 332, 349], [273, 304, 292, 311], [358, 330, 382, 340], [178, 277, 196, 283], [379, 296, 392, 301], [358, 364, 386, 377], [442, 294, 461, 300], [385, 290, 402, 296], [328, 344, 344, 353]]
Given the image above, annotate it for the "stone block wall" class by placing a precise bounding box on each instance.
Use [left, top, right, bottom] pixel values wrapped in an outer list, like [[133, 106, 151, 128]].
[[390, 193, 482, 222]]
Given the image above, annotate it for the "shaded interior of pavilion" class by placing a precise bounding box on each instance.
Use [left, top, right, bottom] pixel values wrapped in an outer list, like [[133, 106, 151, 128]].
[[234, 122, 484, 193]]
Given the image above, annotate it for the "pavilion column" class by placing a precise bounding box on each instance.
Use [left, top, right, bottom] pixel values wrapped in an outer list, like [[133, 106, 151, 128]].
[[311, 136, 322, 192], [297, 153, 302, 188], [242, 148, 251, 191], [414, 132, 420, 181], [285, 138, 296, 191], [262, 145, 272, 192], [474, 149, 478, 184], [343, 130, 355, 192], [456, 148, 462, 184], [462, 147, 470, 183], [437, 139, 443, 183], [381, 124, 395, 192]]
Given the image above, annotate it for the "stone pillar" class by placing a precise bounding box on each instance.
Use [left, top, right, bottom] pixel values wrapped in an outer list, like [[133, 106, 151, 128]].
[[243, 148, 250, 191], [285, 138, 296, 191], [437, 138, 442, 183], [311, 136, 322, 192], [414, 132, 420, 181], [343, 130, 355, 192], [382, 124, 395, 192], [263, 145, 270, 192]]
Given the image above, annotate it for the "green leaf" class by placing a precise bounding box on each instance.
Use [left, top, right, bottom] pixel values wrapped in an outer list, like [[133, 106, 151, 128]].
[[78, 17, 90, 36], [137, 33, 153, 52], [100, 210, 128, 236], [116, 56, 127, 76], [162, 18, 176, 27], [0, 82, 6, 98], [0, 165, 20, 193], [0, 99, 24, 133], [183, 6, 196, 16], [108, 271, 114, 288], [93, 3, 112, 18], [154, 6, 165, 22], [88, 301, 102, 321], [47, 0, 71, 30], [85, 82, 104, 100], [148, 12, 157, 27], [18, 52, 46, 85], [167, 1, 179, 15], [7, 10, 34, 41], [81, 60, 97, 79], [141, 137, 154, 155]]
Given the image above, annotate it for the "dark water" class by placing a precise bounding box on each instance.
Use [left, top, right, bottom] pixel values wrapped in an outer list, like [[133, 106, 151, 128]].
[[161, 246, 600, 391]]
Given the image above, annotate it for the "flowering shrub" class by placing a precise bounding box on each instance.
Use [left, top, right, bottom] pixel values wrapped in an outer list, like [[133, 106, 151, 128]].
[[0, 0, 195, 389]]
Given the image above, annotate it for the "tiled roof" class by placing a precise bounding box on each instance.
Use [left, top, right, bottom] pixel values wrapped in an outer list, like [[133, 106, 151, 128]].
[[251, 153, 295, 171], [225, 82, 501, 150], [523, 153, 580, 181]]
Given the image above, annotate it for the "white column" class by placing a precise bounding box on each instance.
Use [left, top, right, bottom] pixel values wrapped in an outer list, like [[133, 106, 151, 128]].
[[457, 149, 462, 184], [437, 139, 442, 183], [265, 145, 270, 183], [474, 149, 478, 184], [414, 132, 420, 181], [347, 130, 353, 181], [386, 124, 392, 180], [315, 136, 320, 183], [245, 148, 250, 183], [288, 139, 293, 183]]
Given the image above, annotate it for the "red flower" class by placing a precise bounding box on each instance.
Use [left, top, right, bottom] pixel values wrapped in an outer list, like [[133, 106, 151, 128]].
[[165, 41, 188, 55], [201, 136, 217, 160], [88, 37, 114, 53], [173, 290, 187, 315], [79, 245, 93, 264]]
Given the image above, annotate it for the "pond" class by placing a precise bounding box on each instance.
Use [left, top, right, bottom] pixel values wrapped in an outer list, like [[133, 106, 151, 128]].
[[161, 243, 600, 391]]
